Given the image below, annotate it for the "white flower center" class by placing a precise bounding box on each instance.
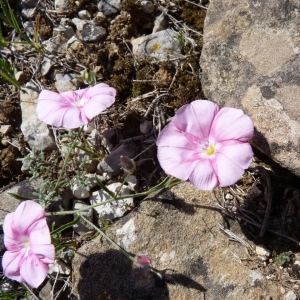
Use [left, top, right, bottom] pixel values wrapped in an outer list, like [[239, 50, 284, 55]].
[[23, 237, 31, 256], [74, 98, 86, 107], [200, 139, 219, 158]]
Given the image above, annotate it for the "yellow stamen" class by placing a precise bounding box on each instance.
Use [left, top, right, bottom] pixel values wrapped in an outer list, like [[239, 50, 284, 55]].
[[205, 145, 216, 156]]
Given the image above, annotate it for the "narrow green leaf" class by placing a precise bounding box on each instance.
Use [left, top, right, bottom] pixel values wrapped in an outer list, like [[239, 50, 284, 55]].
[[95, 175, 116, 199], [51, 215, 81, 236], [7, 192, 32, 200]]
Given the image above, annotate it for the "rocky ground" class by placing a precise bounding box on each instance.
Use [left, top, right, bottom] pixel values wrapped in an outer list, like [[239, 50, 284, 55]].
[[0, 0, 300, 299]]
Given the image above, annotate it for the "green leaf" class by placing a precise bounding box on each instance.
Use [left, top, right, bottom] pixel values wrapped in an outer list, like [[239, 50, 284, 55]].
[[6, 192, 32, 200], [95, 175, 116, 199], [51, 215, 81, 236]]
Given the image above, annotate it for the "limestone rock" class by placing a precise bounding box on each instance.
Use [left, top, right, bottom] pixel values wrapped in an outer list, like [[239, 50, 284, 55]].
[[72, 17, 89, 32], [153, 10, 168, 33], [78, 10, 92, 20], [42, 35, 68, 54], [54, 73, 81, 93], [40, 55, 57, 76], [90, 182, 133, 222], [97, 0, 121, 16], [200, 0, 300, 177], [131, 29, 182, 61], [53, 24, 75, 39], [82, 24, 107, 42], [72, 182, 282, 299], [55, 0, 70, 11], [72, 184, 90, 199], [73, 200, 94, 235], [20, 83, 56, 151]]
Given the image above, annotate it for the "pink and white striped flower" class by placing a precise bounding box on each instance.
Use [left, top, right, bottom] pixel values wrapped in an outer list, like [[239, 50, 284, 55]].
[[156, 100, 254, 190], [36, 83, 116, 129], [2, 201, 55, 288]]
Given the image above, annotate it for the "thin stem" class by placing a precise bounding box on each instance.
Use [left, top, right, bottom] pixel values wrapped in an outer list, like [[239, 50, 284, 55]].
[[115, 171, 132, 198], [53, 129, 83, 192], [46, 190, 155, 216], [22, 283, 42, 300], [46, 177, 181, 216], [80, 214, 135, 262]]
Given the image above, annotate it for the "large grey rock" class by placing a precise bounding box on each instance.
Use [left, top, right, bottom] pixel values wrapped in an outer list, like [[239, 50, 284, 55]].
[[200, 0, 300, 177], [72, 182, 282, 299], [131, 29, 182, 61], [20, 83, 56, 151]]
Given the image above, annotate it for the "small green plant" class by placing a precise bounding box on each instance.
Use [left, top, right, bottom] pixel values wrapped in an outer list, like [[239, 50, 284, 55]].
[[0, 57, 21, 89], [0, 288, 30, 300], [0, 1, 45, 88], [18, 129, 99, 206], [0, 1, 45, 52], [274, 251, 294, 266], [131, 87, 141, 97], [76, 70, 96, 86]]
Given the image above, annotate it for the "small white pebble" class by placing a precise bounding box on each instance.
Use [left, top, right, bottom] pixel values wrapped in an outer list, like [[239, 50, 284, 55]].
[[225, 193, 234, 200], [256, 245, 270, 258], [284, 290, 297, 300]]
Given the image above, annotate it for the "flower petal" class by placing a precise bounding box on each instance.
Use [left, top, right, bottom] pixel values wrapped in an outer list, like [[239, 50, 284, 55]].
[[2, 249, 26, 283], [84, 83, 116, 99], [189, 159, 219, 190], [83, 84, 116, 120], [172, 100, 219, 140], [36, 90, 70, 124], [156, 123, 197, 149], [214, 141, 253, 187], [30, 244, 55, 264], [157, 146, 198, 180], [3, 213, 22, 250], [28, 218, 52, 245], [20, 253, 49, 288], [12, 201, 45, 236], [57, 106, 90, 128], [61, 88, 89, 100], [210, 107, 254, 142]]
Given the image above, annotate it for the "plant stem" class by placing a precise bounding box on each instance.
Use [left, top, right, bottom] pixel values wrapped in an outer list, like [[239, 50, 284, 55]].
[[46, 177, 181, 216], [79, 214, 135, 262], [53, 129, 83, 192], [22, 283, 41, 300]]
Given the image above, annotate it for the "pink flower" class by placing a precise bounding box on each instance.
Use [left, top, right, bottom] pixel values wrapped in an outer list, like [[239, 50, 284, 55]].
[[36, 83, 116, 129], [156, 100, 254, 190], [2, 200, 55, 288]]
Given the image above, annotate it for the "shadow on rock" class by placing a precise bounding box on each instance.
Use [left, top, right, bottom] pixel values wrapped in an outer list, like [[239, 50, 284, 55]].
[[77, 249, 170, 300], [161, 269, 207, 292]]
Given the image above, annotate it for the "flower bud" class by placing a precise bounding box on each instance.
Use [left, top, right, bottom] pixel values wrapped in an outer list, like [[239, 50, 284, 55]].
[[120, 155, 136, 173], [136, 255, 151, 267]]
